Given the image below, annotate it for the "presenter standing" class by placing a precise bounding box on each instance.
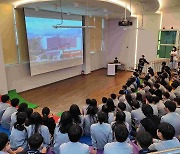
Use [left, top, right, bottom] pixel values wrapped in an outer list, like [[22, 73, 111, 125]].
[[170, 46, 178, 70], [114, 57, 119, 73], [138, 55, 149, 74]]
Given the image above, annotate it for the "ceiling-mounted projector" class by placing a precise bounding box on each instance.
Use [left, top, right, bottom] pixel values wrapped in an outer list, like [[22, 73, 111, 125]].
[[119, 20, 133, 26]]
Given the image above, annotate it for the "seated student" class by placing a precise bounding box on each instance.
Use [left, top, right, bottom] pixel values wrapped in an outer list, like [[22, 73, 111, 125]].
[[154, 83, 162, 100], [131, 88, 137, 101], [118, 103, 132, 127], [1, 98, 19, 129], [102, 105, 114, 124], [53, 111, 73, 154], [149, 122, 180, 151], [144, 81, 151, 96], [84, 106, 98, 136], [27, 133, 47, 154], [104, 124, 133, 154], [138, 85, 146, 102], [41, 107, 56, 136], [24, 108, 33, 127], [174, 98, 180, 115], [0, 95, 10, 120], [161, 101, 180, 137], [162, 92, 170, 104], [111, 94, 119, 107], [10, 112, 28, 151], [111, 111, 130, 140], [146, 95, 158, 116], [171, 81, 180, 98], [118, 90, 126, 103], [139, 105, 160, 138], [122, 85, 129, 95], [60, 124, 89, 154], [153, 96, 166, 117], [98, 97, 107, 111], [124, 94, 133, 112], [91, 112, 113, 150], [133, 72, 140, 88], [27, 112, 50, 147], [0, 132, 23, 154], [69, 104, 84, 128], [131, 101, 145, 127], [82, 99, 91, 115], [10, 103, 28, 130], [136, 93, 143, 108], [165, 85, 176, 101], [136, 131, 153, 154]]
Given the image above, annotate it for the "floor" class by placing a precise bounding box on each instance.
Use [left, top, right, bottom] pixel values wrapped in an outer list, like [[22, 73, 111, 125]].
[[20, 69, 132, 114]]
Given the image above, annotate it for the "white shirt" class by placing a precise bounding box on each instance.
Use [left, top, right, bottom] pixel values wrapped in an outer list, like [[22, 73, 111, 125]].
[[84, 114, 97, 136], [124, 111, 132, 127], [104, 142, 133, 154], [0, 102, 10, 120], [171, 51, 178, 61], [131, 108, 145, 125], [149, 104, 158, 116], [60, 142, 89, 154], [113, 99, 119, 107], [118, 95, 126, 103], [156, 102, 166, 117]]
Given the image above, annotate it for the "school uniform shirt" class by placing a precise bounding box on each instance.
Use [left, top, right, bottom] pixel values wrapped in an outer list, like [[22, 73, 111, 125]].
[[83, 114, 97, 136], [169, 92, 176, 101], [161, 112, 180, 137], [27, 125, 50, 147], [149, 104, 158, 116], [1, 106, 17, 129], [149, 137, 180, 151], [0, 152, 8, 154], [10, 126, 28, 150], [98, 103, 105, 112], [138, 89, 146, 101], [174, 86, 180, 98], [108, 112, 115, 124], [53, 126, 70, 154], [131, 108, 145, 125], [0, 102, 10, 120], [10, 112, 17, 130], [104, 142, 133, 154], [131, 93, 137, 101], [154, 89, 162, 100], [124, 101, 132, 112], [59, 142, 89, 154], [91, 122, 113, 150], [113, 99, 119, 107], [159, 85, 166, 93], [82, 105, 89, 115], [155, 101, 166, 117], [175, 106, 180, 115], [118, 95, 126, 103], [124, 111, 132, 128]]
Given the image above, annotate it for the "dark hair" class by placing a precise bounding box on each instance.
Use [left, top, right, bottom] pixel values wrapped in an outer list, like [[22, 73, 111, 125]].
[[111, 94, 116, 99], [68, 124, 82, 142], [1, 95, 9, 103], [42, 107, 50, 127], [165, 85, 172, 92], [119, 90, 125, 95], [115, 111, 125, 124], [136, 131, 152, 149], [122, 85, 127, 90], [102, 105, 109, 123], [114, 124, 129, 142], [18, 103, 28, 113], [146, 95, 153, 104], [174, 98, 180, 106], [59, 111, 73, 134], [69, 104, 81, 124], [162, 62, 166, 66], [14, 112, 27, 131], [142, 104, 153, 117], [131, 88, 135, 93], [11, 98, 19, 107], [158, 122, 175, 140], [28, 133, 43, 149], [163, 92, 170, 99], [154, 83, 160, 89], [87, 106, 98, 124], [106, 98, 116, 112], [136, 93, 143, 102], [171, 82, 179, 89], [30, 112, 42, 133], [91, 99, 97, 106], [118, 103, 126, 111], [149, 89, 155, 95], [102, 97, 107, 104], [164, 100, 176, 112], [153, 96, 160, 104], [86, 99, 91, 105], [139, 85, 144, 89], [24, 108, 33, 126], [125, 94, 133, 107], [133, 101, 140, 109], [0, 132, 8, 150], [97, 112, 107, 124], [144, 81, 151, 87]]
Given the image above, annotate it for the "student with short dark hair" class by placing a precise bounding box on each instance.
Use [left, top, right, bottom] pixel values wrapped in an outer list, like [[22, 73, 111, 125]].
[[124, 94, 133, 112], [1, 98, 19, 129], [10, 112, 28, 150], [118, 103, 132, 127], [171, 81, 180, 98], [131, 88, 137, 101], [41, 107, 56, 136], [102, 105, 114, 124], [146, 95, 158, 115], [91, 112, 112, 150], [166, 85, 176, 101], [27, 112, 50, 147], [111, 94, 119, 107], [60, 124, 89, 154], [136, 93, 143, 108], [138, 85, 146, 102], [0, 94, 10, 120], [53, 111, 73, 154], [98, 97, 107, 111], [174, 97, 180, 115], [118, 90, 126, 103], [27, 133, 47, 154], [154, 83, 162, 100], [82, 98, 91, 115], [24, 108, 33, 126], [136, 131, 153, 154], [149, 122, 180, 151], [153, 96, 166, 117], [161, 101, 180, 137], [104, 124, 133, 154]]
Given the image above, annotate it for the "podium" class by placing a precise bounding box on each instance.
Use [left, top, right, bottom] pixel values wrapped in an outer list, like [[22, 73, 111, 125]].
[[107, 63, 121, 75]]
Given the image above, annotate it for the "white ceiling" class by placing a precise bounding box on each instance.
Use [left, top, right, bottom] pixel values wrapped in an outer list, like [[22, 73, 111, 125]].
[[0, 0, 180, 18]]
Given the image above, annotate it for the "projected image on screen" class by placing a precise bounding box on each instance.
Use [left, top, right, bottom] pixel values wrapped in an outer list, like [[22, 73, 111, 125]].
[[25, 17, 83, 66]]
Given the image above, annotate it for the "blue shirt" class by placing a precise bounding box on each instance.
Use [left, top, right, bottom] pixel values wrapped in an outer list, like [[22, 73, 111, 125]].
[[0, 102, 10, 120]]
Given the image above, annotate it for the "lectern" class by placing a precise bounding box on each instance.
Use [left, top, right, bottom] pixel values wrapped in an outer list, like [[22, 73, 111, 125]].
[[107, 63, 121, 75]]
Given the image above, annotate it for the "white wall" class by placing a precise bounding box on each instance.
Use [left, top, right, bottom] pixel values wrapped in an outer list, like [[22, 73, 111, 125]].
[[107, 18, 137, 69], [90, 52, 105, 71]]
